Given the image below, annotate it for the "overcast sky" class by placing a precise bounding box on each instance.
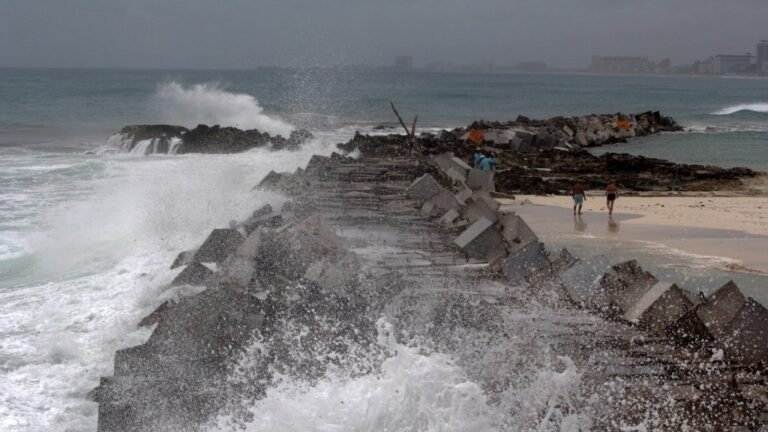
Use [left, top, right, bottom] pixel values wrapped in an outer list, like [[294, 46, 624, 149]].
[[1, 0, 766, 69]]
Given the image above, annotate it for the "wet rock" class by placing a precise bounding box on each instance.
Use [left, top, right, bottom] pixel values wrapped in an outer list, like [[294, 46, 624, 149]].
[[170, 249, 196, 269], [405, 174, 443, 202], [559, 255, 613, 307], [453, 217, 506, 260], [194, 228, 245, 264], [694, 281, 747, 339], [500, 241, 549, 284], [171, 262, 215, 286], [621, 281, 695, 332], [256, 170, 311, 196], [720, 298, 768, 365]]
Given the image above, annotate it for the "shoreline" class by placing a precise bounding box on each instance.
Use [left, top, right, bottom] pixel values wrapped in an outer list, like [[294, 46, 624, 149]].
[[501, 196, 768, 277]]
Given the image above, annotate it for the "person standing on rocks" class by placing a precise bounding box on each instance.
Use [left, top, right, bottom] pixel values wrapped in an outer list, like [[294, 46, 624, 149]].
[[572, 182, 586, 215], [606, 181, 618, 215]]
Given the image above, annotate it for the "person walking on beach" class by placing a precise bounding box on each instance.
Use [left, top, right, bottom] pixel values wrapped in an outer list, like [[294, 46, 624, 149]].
[[606, 181, 618, 215], [572, 182, 586, 215]]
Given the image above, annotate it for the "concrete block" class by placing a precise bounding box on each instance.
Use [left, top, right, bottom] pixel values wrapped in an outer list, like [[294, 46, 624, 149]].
[[466, 168, 495, 192], [217, 256, 256, 290], [172, 262, 214, 286], [194, 228, 245, 263], [426, 189, 462, 212], [719, 298, 768, 365], [455, 182, 473, 205], [666, 308, 715, 347], [170, 250, 196, 269], [405, 174, 443, 202], [559, 255, 613, 306], [420, 201, 437, 216], [622, 282, 694, 332], [438, 208, 460, 226], [498, 213, 538, 253], [432, 153, 472, 183], [501, 241, 549, 284], [453, 217, 505, 260], [471, 191, 499, 211], [695, 281, 746, 339], [605, 261, 659, 314], [242, 213, 283, 235], [589, 260, 657, 315], [463, 195, 499, 224]]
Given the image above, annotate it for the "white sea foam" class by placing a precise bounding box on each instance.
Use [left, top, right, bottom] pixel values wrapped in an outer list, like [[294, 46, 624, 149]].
[[0, 135, 340, 431], [711, 102, 768, 115], [210, 318, 497, 432], [154, 82, 295, 136]]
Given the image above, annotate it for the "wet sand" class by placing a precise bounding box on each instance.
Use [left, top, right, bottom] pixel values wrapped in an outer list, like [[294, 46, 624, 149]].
[[498, 197, 768, 302]]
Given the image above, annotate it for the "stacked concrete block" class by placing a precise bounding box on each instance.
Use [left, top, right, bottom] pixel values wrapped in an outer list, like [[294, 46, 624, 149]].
[[622, 282, 694, 332], [172, 262, 215, 286], [559, 255, 613, 307], [590, 261, 654, 312], [453, 217, 505, 260], [501, 241, 550, 284], [694, 281, 747, 339], [170, 250, 196, 269], [607, 265, 659, 315], [454, 182, 473, 205], [463, 194, 499, 224], [438, 209, 460, 226], [194, 228, 245, 264], [466, 168, 495, 192], [719, 298, 768, 365], [426, 189, 463, 213], [498, 213, 538, 254], [405, 174, 444, 203], [432, 153, 472, 183]]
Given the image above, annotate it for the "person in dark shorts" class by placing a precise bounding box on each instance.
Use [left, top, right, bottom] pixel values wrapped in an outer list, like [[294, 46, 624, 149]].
[[606, 181, 618, 215], [572, 182, 586, 215]]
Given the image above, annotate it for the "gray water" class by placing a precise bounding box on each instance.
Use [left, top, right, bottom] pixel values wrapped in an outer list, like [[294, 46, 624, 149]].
[[1, 68, 767, 431]]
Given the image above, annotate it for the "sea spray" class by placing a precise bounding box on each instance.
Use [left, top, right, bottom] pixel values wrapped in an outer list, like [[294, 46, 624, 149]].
[[154, 82, 295, 136], [0, 136, 339, 431], [209, 318, 496, 432]]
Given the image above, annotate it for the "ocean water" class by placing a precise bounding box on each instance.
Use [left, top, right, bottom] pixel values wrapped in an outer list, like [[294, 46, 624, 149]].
[[1, 68, 768, 431]]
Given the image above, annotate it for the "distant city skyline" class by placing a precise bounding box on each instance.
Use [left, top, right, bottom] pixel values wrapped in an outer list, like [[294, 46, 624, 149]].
[[2, 0, 767, 70]]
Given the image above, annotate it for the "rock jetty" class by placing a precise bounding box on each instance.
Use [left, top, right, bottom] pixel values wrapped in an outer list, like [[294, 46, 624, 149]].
[[91, 131, 768, 430], [340, 111, 760, 194], [107, 124, 313, 155]]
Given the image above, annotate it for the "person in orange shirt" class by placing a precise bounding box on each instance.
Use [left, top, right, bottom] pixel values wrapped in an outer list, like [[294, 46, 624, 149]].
[[606, 181, 619, 215]]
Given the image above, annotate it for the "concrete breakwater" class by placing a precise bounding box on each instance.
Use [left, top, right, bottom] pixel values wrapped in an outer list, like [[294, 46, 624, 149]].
[[91, 141, 768, 430]]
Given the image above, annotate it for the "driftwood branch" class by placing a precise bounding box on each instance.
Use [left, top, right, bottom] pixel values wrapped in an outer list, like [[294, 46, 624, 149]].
[[390, 102, 412, 137], [410, 115, 418, 138]]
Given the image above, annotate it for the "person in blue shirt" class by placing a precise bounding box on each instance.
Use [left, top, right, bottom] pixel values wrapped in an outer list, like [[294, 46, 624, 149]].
[[479, 154, 497, 171], [474, 150, 486, 168]]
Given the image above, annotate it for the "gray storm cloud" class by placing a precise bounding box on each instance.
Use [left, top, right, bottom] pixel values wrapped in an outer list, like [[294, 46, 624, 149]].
[[1, 0, 766, 68]]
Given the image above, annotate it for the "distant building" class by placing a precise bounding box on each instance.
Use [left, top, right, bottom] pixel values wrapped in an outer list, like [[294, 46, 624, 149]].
[[589, 56, 652, 74], [514, 62, 548, 72], [758, 40, 768, 73], [712, 54, 753, 74], [394, 56, 414, 71]]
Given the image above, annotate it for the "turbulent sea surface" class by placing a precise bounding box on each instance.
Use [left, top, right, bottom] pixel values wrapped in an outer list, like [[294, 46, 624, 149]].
[[1, 68, 768, 431]]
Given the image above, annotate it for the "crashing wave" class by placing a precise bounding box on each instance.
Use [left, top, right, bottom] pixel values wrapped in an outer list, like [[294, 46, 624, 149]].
[[154, 82, 295, 137], [711, 103, 768, 115]]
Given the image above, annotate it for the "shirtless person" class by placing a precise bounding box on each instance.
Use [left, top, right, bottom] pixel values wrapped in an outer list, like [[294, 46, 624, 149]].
[[606, 181, 618, 215], [572, 182, 586, 215]]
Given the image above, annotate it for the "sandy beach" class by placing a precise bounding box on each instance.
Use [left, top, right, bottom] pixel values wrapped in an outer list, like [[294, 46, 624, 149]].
[[512, 194, 768, 236], [498, 195, 768, 299]]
